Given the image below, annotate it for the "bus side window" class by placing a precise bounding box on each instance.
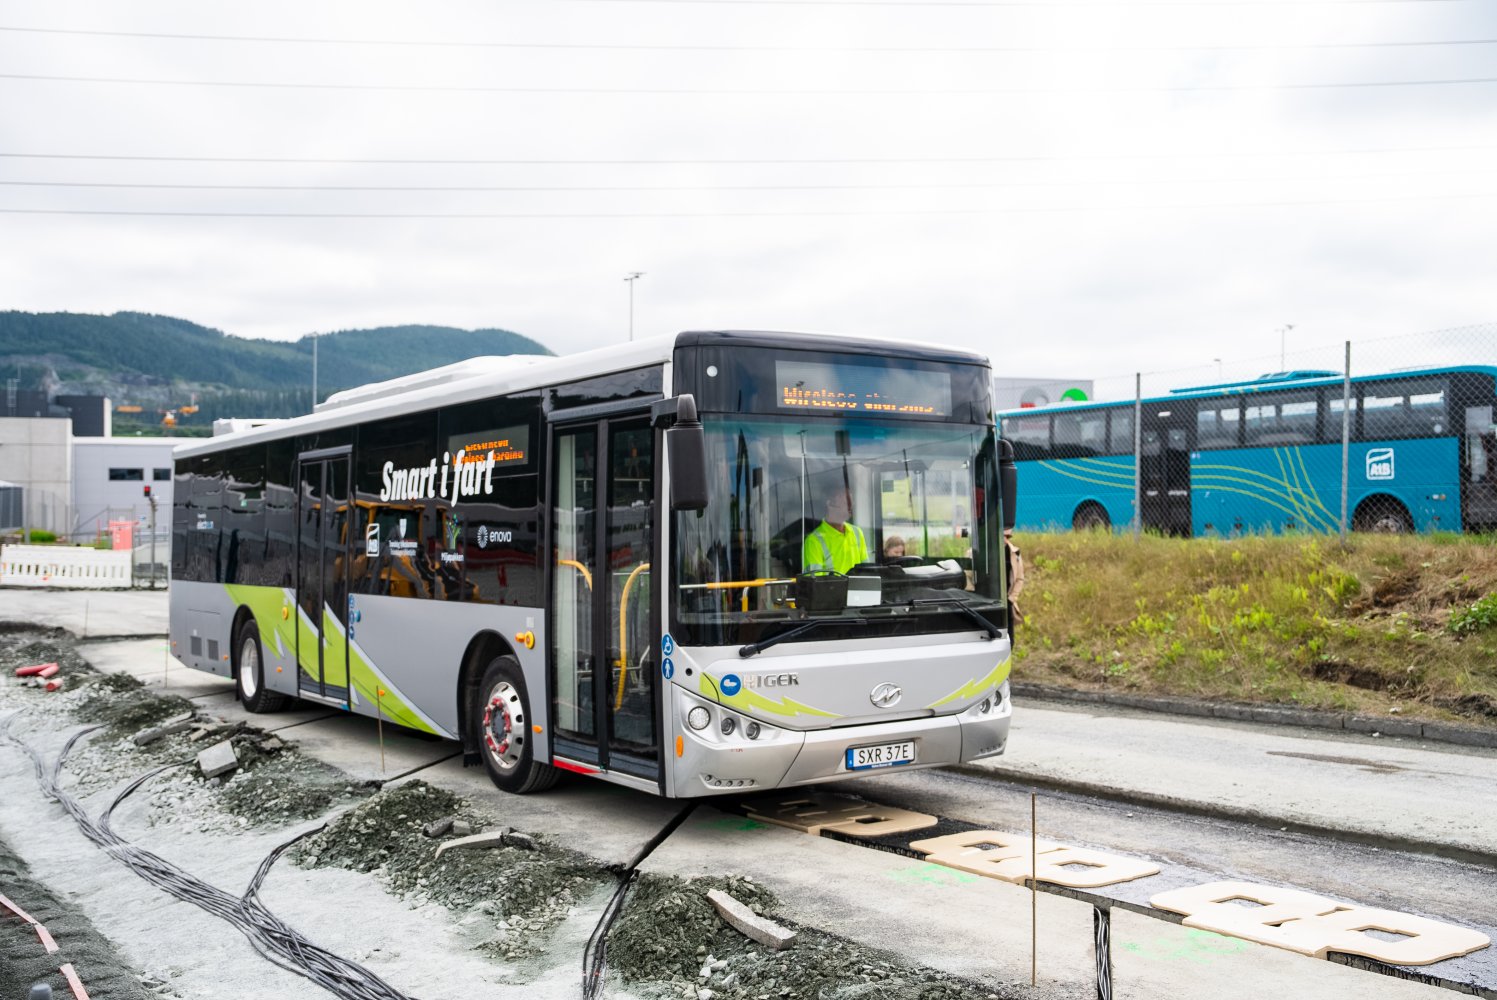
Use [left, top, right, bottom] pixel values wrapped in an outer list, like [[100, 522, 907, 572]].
[[1196, 400, 1241, 450], [1000, 415, 1051, 461], [1053, 411, 1105, 459], [1468, 406, 1495, 484], [1107, 409, 1133, 455]]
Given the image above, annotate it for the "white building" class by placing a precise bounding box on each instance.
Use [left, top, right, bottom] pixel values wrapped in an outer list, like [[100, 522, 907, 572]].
[[72, 436, 187, 541], [0, 417, 73, 537]]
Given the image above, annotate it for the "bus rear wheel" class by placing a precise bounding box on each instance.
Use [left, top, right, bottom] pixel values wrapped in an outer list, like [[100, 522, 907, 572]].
[[235, 619, 291, 713], [475, 656, 560, 795], [1354, 497, 1414, 534], [1072, 503, 1110, 531]]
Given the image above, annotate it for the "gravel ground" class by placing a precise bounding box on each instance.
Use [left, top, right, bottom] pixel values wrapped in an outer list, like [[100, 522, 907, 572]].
[[295, 781, 614, 966], [0, 830, 155, 1000], [608, 874, 1006, 1000]]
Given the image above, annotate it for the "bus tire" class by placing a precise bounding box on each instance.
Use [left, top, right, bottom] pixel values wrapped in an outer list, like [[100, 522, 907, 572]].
[[235, 618, 291, 713], [1072, 503, 1110, 531], [1353, 497, 1413, 534], [475, 656, 560, 795]]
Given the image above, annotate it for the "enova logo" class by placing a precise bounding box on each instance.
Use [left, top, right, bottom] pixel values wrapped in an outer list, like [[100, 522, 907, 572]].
[[380, 448, 498, 504]]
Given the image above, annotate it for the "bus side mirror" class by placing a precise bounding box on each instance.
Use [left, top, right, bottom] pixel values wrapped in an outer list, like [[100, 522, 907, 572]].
[[667, 394, 709, 511], [999, 437, 1017, 531]]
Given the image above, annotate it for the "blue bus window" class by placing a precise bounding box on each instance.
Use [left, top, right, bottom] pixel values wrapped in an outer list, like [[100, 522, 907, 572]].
[[1002, 414, 1051, 461], [1054, 411, 1106, 458], [1196, 401, 1241, 450], [1244, 393, 1317, 447], [1108, 410, 1134, 455]]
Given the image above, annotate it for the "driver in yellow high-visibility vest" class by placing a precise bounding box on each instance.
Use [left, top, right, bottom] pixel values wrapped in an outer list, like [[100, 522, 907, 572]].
[[802, 488, 871, 574]]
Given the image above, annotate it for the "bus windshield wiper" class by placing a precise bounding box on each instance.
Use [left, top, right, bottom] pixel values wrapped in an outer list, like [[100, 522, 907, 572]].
[[739, 617, 866, 657], [909, 598, 1003, 640]]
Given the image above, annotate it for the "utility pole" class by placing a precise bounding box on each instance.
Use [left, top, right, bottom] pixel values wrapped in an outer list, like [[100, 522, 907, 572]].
[[144, 484, 158, 589], [1279, 324, 1294, 371], [624, 272, 645, 341], [311, 335, 319, 410]]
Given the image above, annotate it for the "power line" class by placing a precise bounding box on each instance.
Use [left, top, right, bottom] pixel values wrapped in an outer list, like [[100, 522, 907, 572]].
[[1, 190, 1493, 219], [3, 145, 1494, 165], [3, 24, 1494, 51], [3, 167, 1494, 192], [563, 0, 1486, 5], [4, 70, 1496, 93]]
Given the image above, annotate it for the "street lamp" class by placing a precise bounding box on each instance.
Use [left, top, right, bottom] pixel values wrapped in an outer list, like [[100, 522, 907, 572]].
[[624, 272, 645, 341], [1279, 324, 1294, 371]]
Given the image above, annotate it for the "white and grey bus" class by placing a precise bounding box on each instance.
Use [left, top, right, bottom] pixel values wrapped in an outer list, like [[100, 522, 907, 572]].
[[169, 330, 1016, 797]]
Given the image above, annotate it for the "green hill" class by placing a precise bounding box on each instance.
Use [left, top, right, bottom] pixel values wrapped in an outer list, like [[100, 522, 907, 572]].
[[0, 310, 553, 431]]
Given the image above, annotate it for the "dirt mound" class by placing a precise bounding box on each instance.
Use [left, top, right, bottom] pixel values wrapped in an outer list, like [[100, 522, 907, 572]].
[[608, 874, 1000, 1000], [295, 781, 610, 962]]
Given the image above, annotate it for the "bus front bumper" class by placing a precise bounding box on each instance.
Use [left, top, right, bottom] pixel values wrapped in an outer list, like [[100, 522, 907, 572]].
[[673, 684, 1011, 797]]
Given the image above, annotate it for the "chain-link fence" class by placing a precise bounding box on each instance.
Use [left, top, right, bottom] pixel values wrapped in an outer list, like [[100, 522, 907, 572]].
[[1001, 322, 1497, 537]]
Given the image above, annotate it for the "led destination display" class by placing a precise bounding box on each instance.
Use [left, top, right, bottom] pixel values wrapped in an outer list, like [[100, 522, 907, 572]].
[[776, 360, 953, 418]]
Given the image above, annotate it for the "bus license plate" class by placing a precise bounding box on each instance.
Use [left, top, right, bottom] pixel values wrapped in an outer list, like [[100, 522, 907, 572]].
[[846, 740, 916, 771]]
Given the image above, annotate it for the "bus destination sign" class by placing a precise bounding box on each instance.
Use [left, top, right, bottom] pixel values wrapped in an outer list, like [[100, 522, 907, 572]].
[[776, 360, 953, 418]]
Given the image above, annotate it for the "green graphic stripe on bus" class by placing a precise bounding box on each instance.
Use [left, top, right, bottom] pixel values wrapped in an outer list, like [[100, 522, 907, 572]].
[[698, 675, 840, 720], [224, 583, 300, 674], [1036, 460, 1135, 491], [323, 611, 445, 736], [925, 657, 1012, 710], [222, 583, 442, 736]]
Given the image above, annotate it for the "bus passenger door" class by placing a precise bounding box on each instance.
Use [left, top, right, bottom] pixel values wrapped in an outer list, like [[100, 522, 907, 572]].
[[1141, 406, 1193, 536], [295, 449, 352, 702], [548, 410, 660, 782]]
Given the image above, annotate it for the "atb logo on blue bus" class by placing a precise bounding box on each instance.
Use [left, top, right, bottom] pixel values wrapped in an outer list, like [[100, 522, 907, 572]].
[[1366, 448, 1395, 481]]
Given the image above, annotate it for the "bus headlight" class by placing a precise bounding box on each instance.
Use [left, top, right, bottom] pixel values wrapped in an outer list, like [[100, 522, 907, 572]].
[[745, 721, 761, 740], [721, 716, 736, 736], [687, 707, 711, 731]]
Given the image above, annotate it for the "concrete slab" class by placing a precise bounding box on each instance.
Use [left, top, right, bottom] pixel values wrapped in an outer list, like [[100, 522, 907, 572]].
[[0, 588, 168, 638], [1110, 910, 1450, 1000], [275, 713, 458, 784], [76, 638, 232, 699], [972, 700, 1497, 860]]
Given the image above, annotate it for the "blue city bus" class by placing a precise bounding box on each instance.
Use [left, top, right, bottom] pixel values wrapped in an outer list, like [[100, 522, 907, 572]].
[[998, 366, 1497, 535]]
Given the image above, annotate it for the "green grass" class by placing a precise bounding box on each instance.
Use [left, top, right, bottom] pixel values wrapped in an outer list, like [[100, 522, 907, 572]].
[[1012, 530, 1497, 726]]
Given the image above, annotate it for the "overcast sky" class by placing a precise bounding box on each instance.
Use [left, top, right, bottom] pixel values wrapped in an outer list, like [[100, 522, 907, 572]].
[[2, 0, 1495, 397]]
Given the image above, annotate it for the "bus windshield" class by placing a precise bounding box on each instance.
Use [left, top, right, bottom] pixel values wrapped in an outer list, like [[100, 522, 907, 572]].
[[672, 414, 1005, 648]]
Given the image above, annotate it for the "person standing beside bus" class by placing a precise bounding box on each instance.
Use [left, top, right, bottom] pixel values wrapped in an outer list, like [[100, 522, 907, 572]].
[[802, 488, 870, 573]]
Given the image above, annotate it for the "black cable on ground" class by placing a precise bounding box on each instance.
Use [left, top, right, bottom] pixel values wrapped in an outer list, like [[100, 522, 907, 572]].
[[582, 802, 698, 1000], [0, 714, 418, 1000]]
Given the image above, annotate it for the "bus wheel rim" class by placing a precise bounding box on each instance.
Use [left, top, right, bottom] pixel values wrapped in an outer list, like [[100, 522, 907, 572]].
[[482, 681, 523, 772], [240, 637, 259, 699]]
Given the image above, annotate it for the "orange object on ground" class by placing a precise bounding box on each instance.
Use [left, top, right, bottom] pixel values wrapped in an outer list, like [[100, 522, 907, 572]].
[[60, 962, 91, 999], [36, 664, 60, 679], [15, 662, 56, 677], [0, 890, 39, 925]]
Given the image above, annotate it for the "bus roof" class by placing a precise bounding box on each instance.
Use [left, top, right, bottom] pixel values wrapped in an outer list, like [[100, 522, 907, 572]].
[[175, 329, 991, 460], [997, 363, 1497, 420]]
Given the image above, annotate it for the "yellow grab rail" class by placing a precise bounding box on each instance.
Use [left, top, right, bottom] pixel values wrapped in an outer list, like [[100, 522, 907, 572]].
[[614, 562, 651, 711]]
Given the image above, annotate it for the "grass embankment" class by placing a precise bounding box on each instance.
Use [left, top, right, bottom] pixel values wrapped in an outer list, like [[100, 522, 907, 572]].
[[1012, 531, 1497, 726]]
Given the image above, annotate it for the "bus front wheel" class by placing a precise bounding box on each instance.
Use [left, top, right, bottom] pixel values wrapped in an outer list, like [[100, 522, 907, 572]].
[[1073, 503, 1110, 531], [475, 656, 560, 795], [1354, 497, 1414, 534], [235, 618, 291, 713]]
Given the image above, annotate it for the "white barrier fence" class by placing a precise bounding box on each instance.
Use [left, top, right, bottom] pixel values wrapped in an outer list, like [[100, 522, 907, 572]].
[[0, 544, 134, 589]]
